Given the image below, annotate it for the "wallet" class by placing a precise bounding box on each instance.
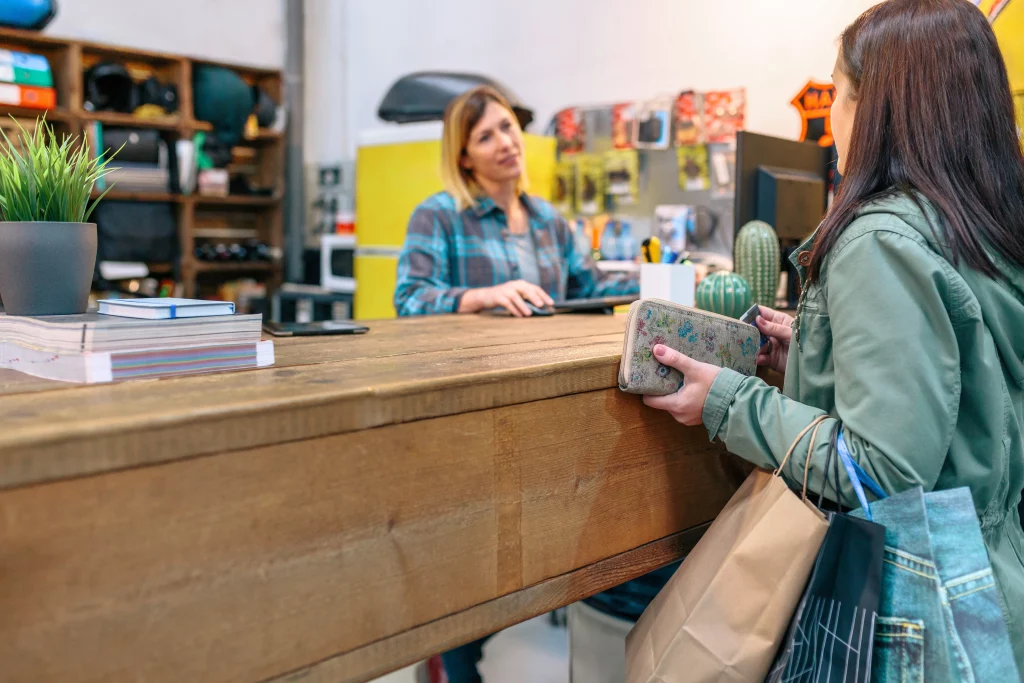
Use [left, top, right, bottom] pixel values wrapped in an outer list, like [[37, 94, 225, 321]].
[[618, 298, 759, 396]]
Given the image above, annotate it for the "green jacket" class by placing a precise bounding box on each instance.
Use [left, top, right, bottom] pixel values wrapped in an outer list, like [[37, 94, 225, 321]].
[[703, 193, 1024, 665]]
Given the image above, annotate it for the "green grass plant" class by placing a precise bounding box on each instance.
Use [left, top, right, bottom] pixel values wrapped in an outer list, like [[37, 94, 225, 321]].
[[0, 116, 117, 223]]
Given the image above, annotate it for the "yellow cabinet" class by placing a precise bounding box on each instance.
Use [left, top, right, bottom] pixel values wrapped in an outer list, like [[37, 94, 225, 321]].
[[353, 252, 400, 321]]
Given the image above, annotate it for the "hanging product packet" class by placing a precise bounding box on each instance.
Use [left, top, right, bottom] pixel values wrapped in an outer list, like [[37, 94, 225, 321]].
[[575, 154, 605, 216], [555, 107, 585, 154], [611, 102, 637, 150], [553, 158, 576, 215], [674, 90, 705, 145], [604, 149, 639, 206], [677, 144, 710, 191], [704, 89, 746, 144]]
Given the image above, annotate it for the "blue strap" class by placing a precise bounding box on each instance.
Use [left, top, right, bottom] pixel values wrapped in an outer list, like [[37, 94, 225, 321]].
[[836, 429, 887, 520], [850, 457, 887, 501]]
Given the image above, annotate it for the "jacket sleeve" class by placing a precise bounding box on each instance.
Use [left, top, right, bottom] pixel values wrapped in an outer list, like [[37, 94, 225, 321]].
[[562, 218, 639, 299], [393, 206, 469, 316], [701, 227, 961, 505]]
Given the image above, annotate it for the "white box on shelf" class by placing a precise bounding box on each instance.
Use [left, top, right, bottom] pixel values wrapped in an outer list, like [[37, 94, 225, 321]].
[[640, 263, 696, 306]]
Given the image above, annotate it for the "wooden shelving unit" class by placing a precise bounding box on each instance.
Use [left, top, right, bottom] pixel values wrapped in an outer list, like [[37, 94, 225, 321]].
[[80, 111, 187, 131], [0, 27, 285, 300], [194, 194, 281, 207], [193, 261, 275, 274], [7, 105, 74, 122], [92, 190, 180, 203]]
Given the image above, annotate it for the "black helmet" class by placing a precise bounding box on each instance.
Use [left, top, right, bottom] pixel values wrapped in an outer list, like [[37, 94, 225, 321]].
[[378, 72, 534, 130], [83, 62, 136, 113]]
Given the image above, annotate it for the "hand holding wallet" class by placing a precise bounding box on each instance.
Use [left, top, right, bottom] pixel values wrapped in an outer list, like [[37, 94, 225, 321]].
[[618, 299, 759, 396]]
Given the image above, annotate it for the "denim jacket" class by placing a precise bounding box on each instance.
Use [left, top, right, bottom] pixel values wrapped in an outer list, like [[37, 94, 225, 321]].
[[702, 193, 1024, 669]]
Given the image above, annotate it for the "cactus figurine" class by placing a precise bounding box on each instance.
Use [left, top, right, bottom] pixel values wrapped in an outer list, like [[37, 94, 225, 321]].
[[695, 271, 753, 319], [734, 220, 781, 308]]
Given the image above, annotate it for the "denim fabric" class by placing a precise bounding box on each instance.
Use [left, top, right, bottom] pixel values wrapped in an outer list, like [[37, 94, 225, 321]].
[[924, 488, 1020, 683], [853, 487, 952, 681], [854, 487, 1021, 682], [441, 636, 490, 683]]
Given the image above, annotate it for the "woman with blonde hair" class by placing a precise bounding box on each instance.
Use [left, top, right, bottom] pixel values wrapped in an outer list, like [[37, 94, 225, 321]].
[[394, 86, 640, 681], [394, 86, 636, 318]]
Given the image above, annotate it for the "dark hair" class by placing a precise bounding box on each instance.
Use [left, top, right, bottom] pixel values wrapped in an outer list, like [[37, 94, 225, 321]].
[[809, 0, 1024, 282]]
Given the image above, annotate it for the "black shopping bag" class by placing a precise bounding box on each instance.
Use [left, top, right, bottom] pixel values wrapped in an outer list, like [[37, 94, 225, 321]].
[[765, 424, 886, 683]]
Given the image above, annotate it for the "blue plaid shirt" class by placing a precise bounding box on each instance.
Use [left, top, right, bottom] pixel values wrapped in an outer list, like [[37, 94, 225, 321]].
[[394, 192, 638, 316]]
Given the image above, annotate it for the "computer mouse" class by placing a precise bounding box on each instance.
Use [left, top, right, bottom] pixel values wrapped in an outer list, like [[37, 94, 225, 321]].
[[525, 302, 554, 317]]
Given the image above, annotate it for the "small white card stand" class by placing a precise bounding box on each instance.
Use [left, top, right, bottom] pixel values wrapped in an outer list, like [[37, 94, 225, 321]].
[[640, 264, 696, 306]]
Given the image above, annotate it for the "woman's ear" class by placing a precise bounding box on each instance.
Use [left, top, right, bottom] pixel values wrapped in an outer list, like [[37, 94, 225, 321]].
[[460, 153, 473, 172]]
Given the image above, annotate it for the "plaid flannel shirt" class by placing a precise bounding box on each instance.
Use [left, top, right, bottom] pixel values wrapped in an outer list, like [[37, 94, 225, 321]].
[[394, 192, 638, 316]]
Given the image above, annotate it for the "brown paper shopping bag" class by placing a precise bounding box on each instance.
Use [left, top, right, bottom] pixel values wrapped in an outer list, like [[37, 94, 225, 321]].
[[626, 418, 831, 683]]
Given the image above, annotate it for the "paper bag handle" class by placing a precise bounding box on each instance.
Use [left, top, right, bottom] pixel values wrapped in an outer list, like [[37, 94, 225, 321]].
[[776, 414, 829, 500]]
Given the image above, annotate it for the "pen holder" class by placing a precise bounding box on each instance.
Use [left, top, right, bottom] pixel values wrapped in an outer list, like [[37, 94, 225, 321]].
[[640, 263, 696, 306]]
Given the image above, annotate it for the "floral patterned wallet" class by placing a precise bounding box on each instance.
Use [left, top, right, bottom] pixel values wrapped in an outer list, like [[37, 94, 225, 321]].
[[618, 299, 759, 396]]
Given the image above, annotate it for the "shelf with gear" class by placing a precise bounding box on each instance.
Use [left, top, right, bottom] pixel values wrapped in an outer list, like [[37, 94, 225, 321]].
[[0, 26, 285, 303]]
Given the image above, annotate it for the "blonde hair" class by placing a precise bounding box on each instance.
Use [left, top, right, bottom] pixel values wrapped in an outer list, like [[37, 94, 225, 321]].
[[440, 86, 529, 211]]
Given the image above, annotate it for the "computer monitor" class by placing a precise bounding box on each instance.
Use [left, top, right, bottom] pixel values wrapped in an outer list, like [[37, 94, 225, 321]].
[[734, 131, 833, 307]]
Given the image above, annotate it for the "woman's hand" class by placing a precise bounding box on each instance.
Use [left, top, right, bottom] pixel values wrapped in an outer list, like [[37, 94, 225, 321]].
[[756, 306, 794, 374], [460, 280, 554, 316], [642, 344, 722, 426]]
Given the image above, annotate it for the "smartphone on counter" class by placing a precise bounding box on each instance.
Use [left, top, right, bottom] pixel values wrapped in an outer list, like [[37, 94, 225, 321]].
[[263, 320, 370, 337]]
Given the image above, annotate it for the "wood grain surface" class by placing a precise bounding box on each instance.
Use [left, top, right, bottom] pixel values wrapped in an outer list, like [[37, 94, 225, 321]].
[[270, 525, 712, 683], [0, 389, 748, 682], [0, 316, 631, 489], [0, 313, 762, 682]]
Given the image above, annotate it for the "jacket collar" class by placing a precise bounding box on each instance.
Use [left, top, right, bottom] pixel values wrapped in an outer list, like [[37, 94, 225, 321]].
[[789, 231, 818, 283]]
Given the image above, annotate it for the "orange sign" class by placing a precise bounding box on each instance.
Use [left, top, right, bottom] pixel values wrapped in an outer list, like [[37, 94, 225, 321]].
[[986, 0, 1012, 21], [791, 80, 836, 148]]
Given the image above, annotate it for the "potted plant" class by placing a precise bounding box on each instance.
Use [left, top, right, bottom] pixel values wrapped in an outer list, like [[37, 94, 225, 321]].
[[0, 117, 115, 316]]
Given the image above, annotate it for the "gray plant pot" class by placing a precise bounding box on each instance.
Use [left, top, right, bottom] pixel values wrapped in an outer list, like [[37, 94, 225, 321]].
[[0, 222, 97, 316]]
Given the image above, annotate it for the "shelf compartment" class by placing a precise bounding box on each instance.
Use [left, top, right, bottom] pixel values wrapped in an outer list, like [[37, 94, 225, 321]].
[[91, 190, 180, 202], [193, 194, 280, 207], [81, 111, 186, 131], [0, 105, 73, 123], [193, 261, 276, 274]]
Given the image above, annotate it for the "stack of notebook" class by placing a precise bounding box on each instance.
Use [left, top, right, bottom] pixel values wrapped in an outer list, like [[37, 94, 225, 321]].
[[0, 304, 274, 383], [0, 49, 55, 110]]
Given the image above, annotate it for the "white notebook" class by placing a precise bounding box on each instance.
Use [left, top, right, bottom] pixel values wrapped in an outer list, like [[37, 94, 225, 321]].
[[0, 339, 274, 383], [97, 298, 236, 320]]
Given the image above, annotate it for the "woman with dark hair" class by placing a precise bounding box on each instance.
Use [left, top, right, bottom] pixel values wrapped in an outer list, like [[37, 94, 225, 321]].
[[644, 0, 1024, 671]]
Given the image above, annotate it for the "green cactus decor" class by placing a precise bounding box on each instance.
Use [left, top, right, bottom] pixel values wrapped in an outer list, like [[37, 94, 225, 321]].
[[734, 220, 781, 308], [696, 271, 753, 319]]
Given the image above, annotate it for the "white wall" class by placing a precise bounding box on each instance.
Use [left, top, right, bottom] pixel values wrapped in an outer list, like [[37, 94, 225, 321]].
[[304, 0, 347, 165], [45, 0, 285, 68], [343, 0, 878, 159]]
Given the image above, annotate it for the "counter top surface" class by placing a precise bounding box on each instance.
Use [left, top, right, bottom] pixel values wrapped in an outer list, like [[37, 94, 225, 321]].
[[0, 312, 756, 683], [0, 314, 629, 488]]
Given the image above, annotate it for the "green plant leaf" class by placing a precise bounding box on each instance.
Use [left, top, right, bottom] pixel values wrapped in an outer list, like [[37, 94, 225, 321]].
[[0, 115, 121, 222]]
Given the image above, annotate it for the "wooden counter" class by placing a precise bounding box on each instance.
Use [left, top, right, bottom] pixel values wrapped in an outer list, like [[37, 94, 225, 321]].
[[0, 314, 752, 682]]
